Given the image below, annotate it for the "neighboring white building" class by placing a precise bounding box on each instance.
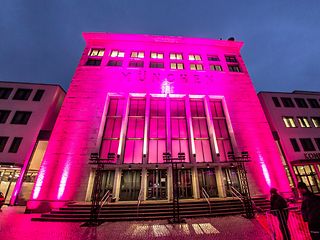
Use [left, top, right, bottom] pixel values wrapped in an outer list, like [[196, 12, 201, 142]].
[[0, 81, 65, 205], [258, 91, 320, 193]]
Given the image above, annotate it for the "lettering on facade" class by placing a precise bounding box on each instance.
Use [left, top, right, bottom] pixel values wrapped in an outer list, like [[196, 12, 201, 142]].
[[304, 152, 320, 160]]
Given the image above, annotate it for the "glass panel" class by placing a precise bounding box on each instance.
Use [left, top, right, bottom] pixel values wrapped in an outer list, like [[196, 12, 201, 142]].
[[198, 168, 218, 197], [147, 170, 167, 200], [119, 170, 141, 201]]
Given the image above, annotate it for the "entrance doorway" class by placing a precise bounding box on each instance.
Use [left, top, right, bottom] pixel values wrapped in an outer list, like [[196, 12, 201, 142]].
[[100, 170, 115, 197], [119, 170, 141, 201], [223, 167, 241, 196], [198, 168, 218, 197], [0, 168, 20, 204], [147, 169, 167, 200], [177, 169, 193, 199]]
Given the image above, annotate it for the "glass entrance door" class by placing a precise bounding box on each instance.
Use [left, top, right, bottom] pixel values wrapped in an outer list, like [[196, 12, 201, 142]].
[[0, 169, 20, 204], [119, 170, 141, 201], [147, 169, 167, 200], [223, 167, 240, 196], [178, 169, 193, 199], [100, 170, 115, 198], [198, 168, 218, 197]]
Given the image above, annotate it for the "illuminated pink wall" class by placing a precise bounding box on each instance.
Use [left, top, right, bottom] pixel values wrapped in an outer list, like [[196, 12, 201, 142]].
[[27, 33, 290, 211]]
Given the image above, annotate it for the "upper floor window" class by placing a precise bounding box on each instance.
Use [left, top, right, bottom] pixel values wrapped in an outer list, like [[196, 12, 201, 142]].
[[89, 48, 105, 57], [131, 51, 144, 58], [13, 88, 32, 100], [150, 62, 164, 68], [170, 53, 183, 60], [299, 138, 316, 151], [107, 60, 122, 67], [110, 50, 125, 58], [85, 59, 101, 66], [0, 136, 9, 152], [311, 117, 320, 128], [188, 54, 202, 61], [207, 55, 220, 61], [190, 63, 203, 71], [129, 61, 144, 68], [33, 89, 45, 101], [307, 98, 320, 108], [294, 98, 308, 108], [170, 63, 184, 70], [8, 137, 23, 153], [210, 64, 223, 71], [315, 138, 320, 150], [281, 97, 295, 108], [0, 88, 13, 99], [283, 117, 296, 128], [297, 117, 311, 128], [11, 111, 32, 125], [0, 110, 11, 123], [272, 97, 281, 107], [290, 138, 300, 152], [225, 55, 238, 63], [228, 65, 242, 72], [150, 52, 163, 59]]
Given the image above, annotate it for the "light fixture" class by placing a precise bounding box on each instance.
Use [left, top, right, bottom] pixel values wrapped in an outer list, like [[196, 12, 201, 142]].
[[129, 165, 132, 170], [182, 164, 185, 169], [206, 163, 210, 169], [155, 164, 158, 170]]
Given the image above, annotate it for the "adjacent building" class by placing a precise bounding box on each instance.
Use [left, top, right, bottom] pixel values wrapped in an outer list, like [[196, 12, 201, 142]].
[[0, 81, 65, 205], [258, 91, 320, 193], [27, 33, 290, 212]]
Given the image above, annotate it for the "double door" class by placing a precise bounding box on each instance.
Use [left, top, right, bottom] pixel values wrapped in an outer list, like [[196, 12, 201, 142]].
[[147, 169, 167, 200], [198, 168, 218, 197], [119, 170, 141, 201]]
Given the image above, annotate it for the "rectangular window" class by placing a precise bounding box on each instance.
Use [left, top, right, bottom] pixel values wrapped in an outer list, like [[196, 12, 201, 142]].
[[189, 54, 202, 61], [225, 55, 238, 63], [89, 49, 105, 57], [298, 117, 311, 128], [107, 60, 122, 67], [314, 138, 320, 150], [9, 137, 23, 153], [311, 117, 320, 128], [294, 98, 308, 108], [110, 50, 125, 58], [13, 89, 32, 100], [150, 62, 164, 68], [129, 61, 144, 68], [290, 138, 300, 152], [281, 97, 295, 107], [0, 136, 9, 152], [0, 88, 13, 99], [85, 59, 101, 66], [299, 138, 316, 151], [170, 62, 184, 70], [11, 111, 32, 125], [33, 89, 45, 101], [0, 110, 11, 123], [190, 63, 203, 71], [282, 117, 296, 128], [272, 97, 281, 107], [228, 64, 242, 72], [150, 52, 164, 59], [210, 64, 223, 71], [307, 98, 320, 108], [208, 55, 220, 61], [170, 53, 183, 60], [131, 51, 144, 58], [293, 165, 320, 193]]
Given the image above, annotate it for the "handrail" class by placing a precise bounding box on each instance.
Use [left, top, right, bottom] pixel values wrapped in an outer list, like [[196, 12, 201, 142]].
[[97, 190, 111, 220], [201, 187, 212, 213], [230, 186, 243, 203], [137, 187, 144, 217]]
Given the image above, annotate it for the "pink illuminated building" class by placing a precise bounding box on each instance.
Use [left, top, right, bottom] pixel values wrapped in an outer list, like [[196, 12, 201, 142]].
[[27, 33, 290, 212]]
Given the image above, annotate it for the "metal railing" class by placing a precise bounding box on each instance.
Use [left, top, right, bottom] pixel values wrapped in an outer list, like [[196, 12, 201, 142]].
[[97, 190, 111, 220], [201, 187, 212, 213], [229, 186, 260, 212], [137, 187, 144, 217]]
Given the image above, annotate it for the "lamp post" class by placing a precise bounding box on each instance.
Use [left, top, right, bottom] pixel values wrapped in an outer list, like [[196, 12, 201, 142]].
[[163, 152, 186, 224]]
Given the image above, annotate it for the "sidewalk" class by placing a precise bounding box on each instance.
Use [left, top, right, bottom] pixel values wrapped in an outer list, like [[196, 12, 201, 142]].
[[0, 206, 270, 240]]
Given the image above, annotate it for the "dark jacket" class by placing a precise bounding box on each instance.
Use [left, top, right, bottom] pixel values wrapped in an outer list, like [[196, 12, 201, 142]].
[[271, 193, 288, 211], [301, 191, 320, 230]]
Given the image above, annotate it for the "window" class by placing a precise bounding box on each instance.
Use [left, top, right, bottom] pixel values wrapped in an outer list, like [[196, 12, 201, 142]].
[[282, 117, 296, 128], [13, 89, 32, 100], [129, 61, 144, 68], [294, 98, 308, 108], [150, 62, 164, 68], [225, 55, 238, 63], [0, 88, 13, 99], [11, 111, 32, 125], [293, 165, 320, 193], [298, 117, 311, 128], [107, 60, 122, 67], [315, 138, 320, 150], [85, 59, 102, 66], [190, 63, 203, 71], [8, 137, 22, 153], [170, 63, 184, 70], [307, 98, 320, 108], [311, 117, 320, 128], [281, 97, 295, 107], [0, 136, 9, 152], [290, 139, 300, 152], [33, 89, 45, 101], [170, 53, 183, 60], [150, 52, 163, 59], [0, 110, 11, 123], [272, 97, 281, 107], [210, 65, 223, 71], [208, 55, 220, 61], [189, 54, 202, 61], [299, 138, 316, 151], [110, 50, 125, 58], [228, 65, 242, 72], [130, 51, 144, 58], [89, 49, 105, 57]]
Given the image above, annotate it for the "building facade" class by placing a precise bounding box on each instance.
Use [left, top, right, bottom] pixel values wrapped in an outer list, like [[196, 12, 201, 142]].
[[258, 91, 320, 193], [0, 82, 65, 205], [27, 33, 290, 212]]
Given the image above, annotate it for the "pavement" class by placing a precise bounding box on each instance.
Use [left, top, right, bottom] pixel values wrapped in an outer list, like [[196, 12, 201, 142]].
[[0, 205, 271, 240]]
